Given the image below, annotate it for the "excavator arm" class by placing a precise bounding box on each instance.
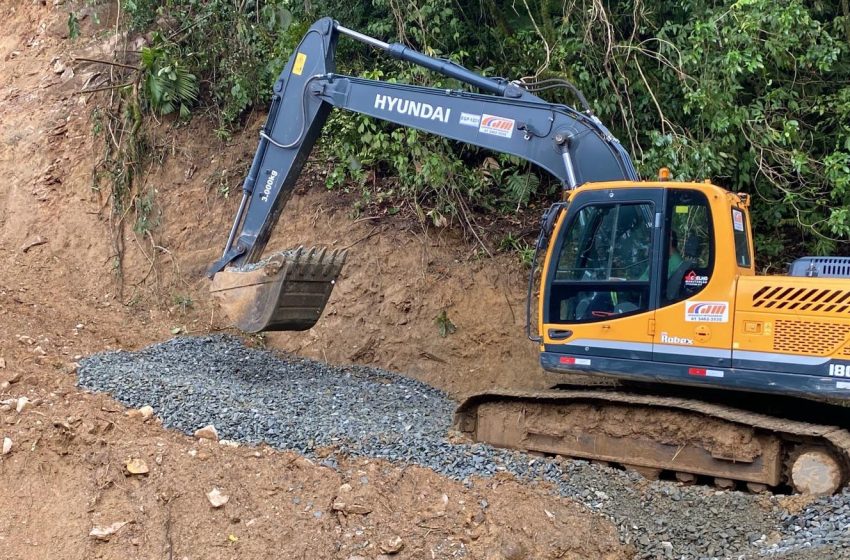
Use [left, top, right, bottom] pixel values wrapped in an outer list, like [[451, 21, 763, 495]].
[[209, 17, 638, 333]]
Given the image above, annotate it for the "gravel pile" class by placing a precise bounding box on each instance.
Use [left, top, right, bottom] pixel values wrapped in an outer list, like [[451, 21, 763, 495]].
[[759, 493, 850, 557], [78, 335, 850, 559]]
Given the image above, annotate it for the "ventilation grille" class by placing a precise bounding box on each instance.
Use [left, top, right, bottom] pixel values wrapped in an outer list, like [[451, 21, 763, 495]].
[[844, 345, 850, 357], [753, 285, 850, 314], [788, 257, 850, 278], [773, 320, 850, 355]]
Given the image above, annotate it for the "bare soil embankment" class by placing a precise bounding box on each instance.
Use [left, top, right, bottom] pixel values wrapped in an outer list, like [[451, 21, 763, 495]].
[[0, 3, 624, 559]]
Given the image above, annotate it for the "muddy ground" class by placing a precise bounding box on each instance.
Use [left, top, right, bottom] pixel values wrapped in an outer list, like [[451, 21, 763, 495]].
[[0, 2, 628, 559]]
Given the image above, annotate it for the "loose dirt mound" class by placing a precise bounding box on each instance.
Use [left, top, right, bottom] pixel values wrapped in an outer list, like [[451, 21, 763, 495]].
[[1, 386, 626, 560]]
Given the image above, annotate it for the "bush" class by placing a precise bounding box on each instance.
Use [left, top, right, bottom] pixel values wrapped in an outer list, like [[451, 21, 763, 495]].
[[119, 0, 850, 264]]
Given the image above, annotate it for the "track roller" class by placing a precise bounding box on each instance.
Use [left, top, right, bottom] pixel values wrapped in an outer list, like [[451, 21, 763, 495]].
[[788, 448, 845, 496], [675, 472, 697, 485]]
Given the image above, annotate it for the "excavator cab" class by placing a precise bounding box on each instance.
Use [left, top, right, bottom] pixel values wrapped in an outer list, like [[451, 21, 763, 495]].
[[538, 181, 744, 376], [537, 179, 850, 404]]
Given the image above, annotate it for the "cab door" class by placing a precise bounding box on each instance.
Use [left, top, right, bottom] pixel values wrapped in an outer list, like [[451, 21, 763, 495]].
[[541, 187, 664, 363], [651, 188, 732, 367]]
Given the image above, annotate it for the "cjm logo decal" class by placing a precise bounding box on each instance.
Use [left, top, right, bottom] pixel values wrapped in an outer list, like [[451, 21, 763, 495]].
[[685, 301, 729, 323], [479, 114, 515, 139]]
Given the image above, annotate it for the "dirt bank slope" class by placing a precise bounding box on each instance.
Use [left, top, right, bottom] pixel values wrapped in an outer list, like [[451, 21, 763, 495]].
[[1, 0, 551, 400]]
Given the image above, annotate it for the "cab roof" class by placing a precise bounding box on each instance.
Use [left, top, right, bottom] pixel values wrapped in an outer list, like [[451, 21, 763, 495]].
[[569, 180, 746, 206]]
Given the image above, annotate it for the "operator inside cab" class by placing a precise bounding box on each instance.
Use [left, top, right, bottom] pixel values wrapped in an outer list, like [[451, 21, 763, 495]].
[[667, 231, 684, 280], [638, 229, 683, 283]]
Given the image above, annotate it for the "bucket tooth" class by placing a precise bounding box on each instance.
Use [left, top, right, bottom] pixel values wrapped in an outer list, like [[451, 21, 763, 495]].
[[322, 248, 340, 275], [209, 247, 346, 332]]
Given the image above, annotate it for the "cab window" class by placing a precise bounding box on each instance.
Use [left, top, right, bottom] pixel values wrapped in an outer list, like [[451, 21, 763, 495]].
[[662, 190, 714, 304], [731, 208, 751, 267], [548, 202, 653, 323]]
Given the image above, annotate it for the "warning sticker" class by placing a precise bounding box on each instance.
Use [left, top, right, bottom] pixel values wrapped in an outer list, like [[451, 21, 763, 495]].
[[732, 209, 745, 231], [292, 52, 307, 76], [685, 301, 729, 323], [479, 114, 514, 138], [683, 270, 709, 288], [458, 112, 481, 127]]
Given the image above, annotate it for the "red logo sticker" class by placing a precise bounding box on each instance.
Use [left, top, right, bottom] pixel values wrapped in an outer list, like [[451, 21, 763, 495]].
[[683, 270, 709, 287], [479, 114, 515, 138], [685, 301, 729, 323]]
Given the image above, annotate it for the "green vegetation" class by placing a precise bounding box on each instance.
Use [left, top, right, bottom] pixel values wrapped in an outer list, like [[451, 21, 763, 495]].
[[435, 310, 457, 337], [67, 11, 80, 39], [499, 232, 536, 268], [172, 294, 194, 314], [139, 45, 198, 117], [111, 0, 849, 265]]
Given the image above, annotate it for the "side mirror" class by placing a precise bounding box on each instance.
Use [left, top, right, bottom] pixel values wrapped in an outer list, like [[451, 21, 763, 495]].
[[541, 203, 565, 241]]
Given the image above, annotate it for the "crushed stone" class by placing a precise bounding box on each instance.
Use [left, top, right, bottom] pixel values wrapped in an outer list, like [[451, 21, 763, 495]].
[[78, 335, 850, 559]]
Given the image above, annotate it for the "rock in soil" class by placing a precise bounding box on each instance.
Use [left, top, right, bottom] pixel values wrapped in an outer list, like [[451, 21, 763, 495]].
[[207, 487, 229, 508], [133, 405, 155, 420], [379, 535, 404, 554], [89, 521, 129, 541], [194, 424, 218, 441], [125, 458, 149, 475], [15, 396, 29, 413]]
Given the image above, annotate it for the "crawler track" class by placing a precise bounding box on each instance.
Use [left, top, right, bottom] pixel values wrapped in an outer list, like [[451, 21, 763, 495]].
[[454, 389, 850, 494]]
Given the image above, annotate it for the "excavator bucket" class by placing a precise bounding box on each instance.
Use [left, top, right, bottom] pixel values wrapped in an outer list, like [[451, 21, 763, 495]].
[[209, 247, 347, 333]]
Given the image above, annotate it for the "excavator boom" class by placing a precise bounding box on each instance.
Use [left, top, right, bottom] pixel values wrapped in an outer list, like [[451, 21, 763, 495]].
[[209, 17, 636, 332]]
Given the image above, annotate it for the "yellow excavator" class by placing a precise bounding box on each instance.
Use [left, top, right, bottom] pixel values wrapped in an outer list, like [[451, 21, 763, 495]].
[[208, 18, 850, 495]]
